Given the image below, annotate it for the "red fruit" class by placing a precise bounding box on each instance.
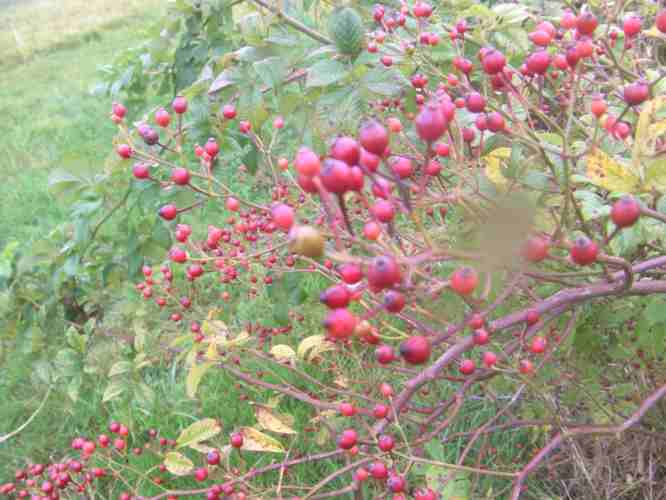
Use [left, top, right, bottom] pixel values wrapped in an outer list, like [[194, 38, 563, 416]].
[[82, 441, 96, 455], [590, 97, 607, 118], [171, 167, 190, 185], [373, 200, 395, 223], [340, 263, 363, 284], [364, 221, 381, 240], [369, 462, 388, 479], [415, 102, 448, 142], [194, 468, 208, 482], [204, 138, 219, 157], [338, 429, 358, 450], [109, 422, 121, 433], [526, 309, 540, 326], [623, 81, 649, 106], [339, 402, 356, 417], [519, 359, 534, 374], [570, 236, 599, 265], [367, 255, 402, 290], [658, 10, 666, 33], [172, 96, 188, 114], [159, 204, 178, 221], [226, 197, 240, 211], [375, 345, 395, 364], [359, 120, 389, 156], [465, 92, 486, 113], [610, 196, 641, 228], [373, 404, 389, 419], [117, 144, 132, 159], [413, 1, 432, 18], [377, 434, 395, 452], [355, 467, 369, 481], [372, 177, 392, 199], [553, 53, 569, 71], [526, 51, 550, 74], [486, 112, 505, 132], [468, 313, 484, 330], [473, 328, 490, 346], [360, 148, 381, 172], [348, 166, 365, 191], [384, 290, 406, 313], [230, 433, 243, 448], [132, 162, 150, 179], [271, 203, 295, 231], [239, 120, 251, 133], [320, 158, 352, 194], [206, 450, 221, 466], [170, 247, 188, 263], [399, 335, 431, 365], [530, 336, 547, 354], [561, 10, 576, 30], [414, 487, 438, 500], [459, 359, 476, 375], [522, 236, 549, 262], [529, 30, 552, 47], [425, 160, 442, 176], [576, 12, 598, 35], [222, 104, 236, 119], [462, 127, 476, 143], [324, 308, 358, 339], [482, 50, 506, 74], [114, 438, 126, 450], [482, 351, 498, 368], [112, 102, 127, 118], [273, 116, 284, 129], [320, 284, 351, 309], [622, 15, 642, 37], [390, 156, 414, 179], [297, 173, 318, 193], [155, 108, 171, 127], [387, 475, 406, 493], [330, 136, 360, 166], [450, 267, 478, 296]]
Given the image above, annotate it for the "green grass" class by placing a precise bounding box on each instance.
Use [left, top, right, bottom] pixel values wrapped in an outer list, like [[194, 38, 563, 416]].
[[0, 1, 162, 248]]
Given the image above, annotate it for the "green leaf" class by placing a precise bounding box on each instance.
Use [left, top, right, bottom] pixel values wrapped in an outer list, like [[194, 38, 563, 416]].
[[645, 298, 666, 326], [164, 452, 194, 476], [134, 382, 155, 408], [67, 375, 82, 402], [108, 361, 133, 377], [643, 158, 666, 191], [54, 349, 82, 377], [103, 379, 127, 403], [66, 326, 86, 353], [48, 169, 83, 199], [253, 56, 287, 90], [306, 60, 347, 88], [186, 361, 215, 398], [176, 418, 222, 449]]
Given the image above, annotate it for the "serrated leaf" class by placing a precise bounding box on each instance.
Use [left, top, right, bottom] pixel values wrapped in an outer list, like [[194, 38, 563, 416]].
[[585, 148, 639, 193], [103, 379, 126, 402], [306, 60, 347, 88], [176, 418, 222, 449], [255, 404, 297, 435], [164, 452, 194, 476], [270, 344, 296, 363], [108, 360, 133, 377], [239, 427, 286, 452], [186, 361, 215, 398]]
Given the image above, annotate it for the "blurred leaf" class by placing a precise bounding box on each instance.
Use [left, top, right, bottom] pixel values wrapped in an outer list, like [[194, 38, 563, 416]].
[[484, 147, 511, 190], [306, 60, 347, 88], [238, 427, 286, 452], [103, 379, 126, 402], [254, 404, 297, 435], [164, 452, 194, 476], [66, 326, 86, 353], [186, 361, 215, 398], [585, 148, 639, 193], [108, 360, 133, 377], [644, 158, 666, 191], [270, 344, 297, 363], [177, 418, 222, 449]]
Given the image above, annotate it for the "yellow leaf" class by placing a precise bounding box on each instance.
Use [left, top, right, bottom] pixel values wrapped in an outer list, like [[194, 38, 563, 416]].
[[643, 158, 666, 191], [186, 361, 214, 398], [483, 147, 511, 190], [188, 442, 217, 454], [254, 404, 297, 435], [297, 335, 327, 359], [164, 452, 194, 476], [239, 427, 286, 452], [201, 320, 229, 338], [585, 148, 639, 193], [176, 418, 222, 449], [270, 344, 296, 363], [634, 97, 666, 168], [645, 26, 666, 38]]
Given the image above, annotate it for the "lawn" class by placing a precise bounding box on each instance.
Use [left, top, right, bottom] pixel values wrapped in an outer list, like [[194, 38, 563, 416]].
[[0, 0, 163, 248]]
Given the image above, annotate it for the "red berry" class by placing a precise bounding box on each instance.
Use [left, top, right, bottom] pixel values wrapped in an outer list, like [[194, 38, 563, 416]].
[[658, 10, 666, 33], [465, 92, 486, 113], [133, 163, 150, 179], [373, 199, 395, 223], [194, 468, 208, 482], [217, 105, 235, 120], [330, 136, 360, 166], [230, 432, 243, 448], [320, 158, 352, 194], [171, 168, 190, 185], [172, 96, 188, 114], [522, 236, 549, 262], [226, 197, 240, 211], [526, 309, 540, 326], [530, 336, 547, 354], [271, 203, 295, 231], [486, 112, 505, 132], [526, 51, 550, 74], [375, 345, 395, 364], [560, 10, 576, 30], [415, 102, 448, 142], [384, 290, 406, 313], [622, 15, 642, 37], [450, 267, 478, 296], [337, 429, 358, 450], [590, 97, 607, 118], [360, 148, 380, 172], [155, 108, 171, 127], [369, 461, 388, 479], [570, 236, 599, 266], [295, 147, 321, 177], [529, 30, 552, 47], [473, 328, 490, 346], [159, 204, 178, 221], [481, 50, 506, 74], [359, 120, 389, 156], [414, 488, 437, 500], [367, 255, 402, 291], [320, 284, 351, 309], [390, 156, 414, 179], [610, 196, 641, 228], [114, 438, 126, 450], [387, 475, 405, 493], [373, 404, 389, 419], [468, 313, 484, 330], [519, 359, 534, 374], [323, 308, 358, 339], [576, 12, 598, 35], [482, 351, 497, 368], [355, 467, 369, 481], [204, 138, 220, 157], [117, 144, 132, 159], [624, 81, 649, 106], [363, 221, 381, 240], [399, 335, 431, 364], [112, 102, 127, 118], [459, 359, 475, 375], [340, 263, 363, 284], [339, 403, 356, 417]]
